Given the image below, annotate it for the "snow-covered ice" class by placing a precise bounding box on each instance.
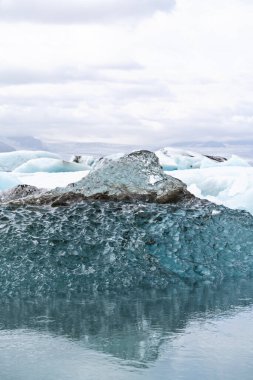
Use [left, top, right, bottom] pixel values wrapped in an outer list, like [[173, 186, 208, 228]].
[[170, 166, 253, 214], [155, 147, 206, 170], [155, 147, 250, 171], [14, 158, 89, 173], [0, 172, 21, 191], [16, 171, 88, 189], [0, 150, 60, 171], [201, 154, 250, 168]]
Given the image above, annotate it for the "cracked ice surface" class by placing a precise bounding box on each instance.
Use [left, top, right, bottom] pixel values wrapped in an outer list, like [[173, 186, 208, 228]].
[[0, 199, 253, 295]]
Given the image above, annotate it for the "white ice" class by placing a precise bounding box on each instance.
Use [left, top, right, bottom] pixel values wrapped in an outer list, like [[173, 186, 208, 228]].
[[155, 147, 205, 170], [14, 158, 89, 173], [0, 172, 21, 191], [0, 150, 60, 172], [16, 171, 89, 189], [155, 147, 250, 171], [170, 166, 253, 215]]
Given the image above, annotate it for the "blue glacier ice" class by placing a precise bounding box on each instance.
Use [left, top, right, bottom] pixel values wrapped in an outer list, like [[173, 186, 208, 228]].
[[14, 157, 89, 173], [0, 198, 253, 295], [0, 150, 60, 172]]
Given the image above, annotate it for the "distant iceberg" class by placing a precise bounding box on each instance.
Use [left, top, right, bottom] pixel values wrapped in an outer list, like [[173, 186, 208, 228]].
[[70, 152, 125, 170], [71, 154, 99, 168], [171, 166, 253, 215], [14, 158, 89, 173], [155, 147, 250, 171], [0, 150, 60, 172]]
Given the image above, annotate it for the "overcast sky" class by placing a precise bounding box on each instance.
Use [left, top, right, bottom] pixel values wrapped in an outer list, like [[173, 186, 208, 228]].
[[0, 0, 253, 145]]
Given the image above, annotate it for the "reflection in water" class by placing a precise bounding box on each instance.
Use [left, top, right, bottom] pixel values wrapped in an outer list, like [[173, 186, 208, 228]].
[[0, 279, 253, 366]]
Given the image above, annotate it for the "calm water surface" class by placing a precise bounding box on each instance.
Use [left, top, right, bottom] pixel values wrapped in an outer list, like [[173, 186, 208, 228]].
[[0, 279, 253, 380]]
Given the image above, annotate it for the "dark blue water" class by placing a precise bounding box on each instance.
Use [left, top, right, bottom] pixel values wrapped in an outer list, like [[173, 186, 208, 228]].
[[0, 280, 253, 379]]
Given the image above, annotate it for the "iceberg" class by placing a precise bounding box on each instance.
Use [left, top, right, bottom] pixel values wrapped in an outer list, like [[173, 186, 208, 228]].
[[14, 157, 89, 173], [170, 166, 253, 215], [68, 150, 187, 203], [200, 154, 250, 168], [155, 147, 206, 170], [0, 150, 60, 172], [0, 150, 253, 295], [155, 147, 250, 171], [71, 152, 125, 169], [2, 151, 189, 206]]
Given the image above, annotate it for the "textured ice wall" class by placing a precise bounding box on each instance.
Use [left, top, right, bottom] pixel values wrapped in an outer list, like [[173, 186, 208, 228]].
[[0, 199, 253, 295]]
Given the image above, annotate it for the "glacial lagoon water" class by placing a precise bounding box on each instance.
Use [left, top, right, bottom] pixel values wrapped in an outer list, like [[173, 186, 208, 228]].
[[1, 280, 253, 380]]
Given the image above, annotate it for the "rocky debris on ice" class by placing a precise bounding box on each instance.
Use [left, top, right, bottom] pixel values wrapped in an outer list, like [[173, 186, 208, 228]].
[[66, 150, 189, 203], [1, 150, 192, 206], [71, 152, 125, 170], [204, 155, 227, 162], [71, 154, 99, 168], [0, 184, 44, 203]]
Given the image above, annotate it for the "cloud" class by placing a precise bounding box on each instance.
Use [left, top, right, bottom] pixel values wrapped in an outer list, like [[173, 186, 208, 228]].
[[0, 82, 252, 146], [0, 0, 253, 147], [0, 63, 144, 86], [0, 67, 99, 85], [0, 0, 175, 24]]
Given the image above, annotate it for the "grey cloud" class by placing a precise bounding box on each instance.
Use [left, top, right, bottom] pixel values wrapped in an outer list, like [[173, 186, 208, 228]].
[[232, 101, 253, 117], [94, 62, 145, 71], [0, 63, 145, 86], [0, 73, 252, 146], [110, 82, 173, 102], [0, 67, 102, 86], [0, 0, 176, 24], [1, 98, 253, 146]]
